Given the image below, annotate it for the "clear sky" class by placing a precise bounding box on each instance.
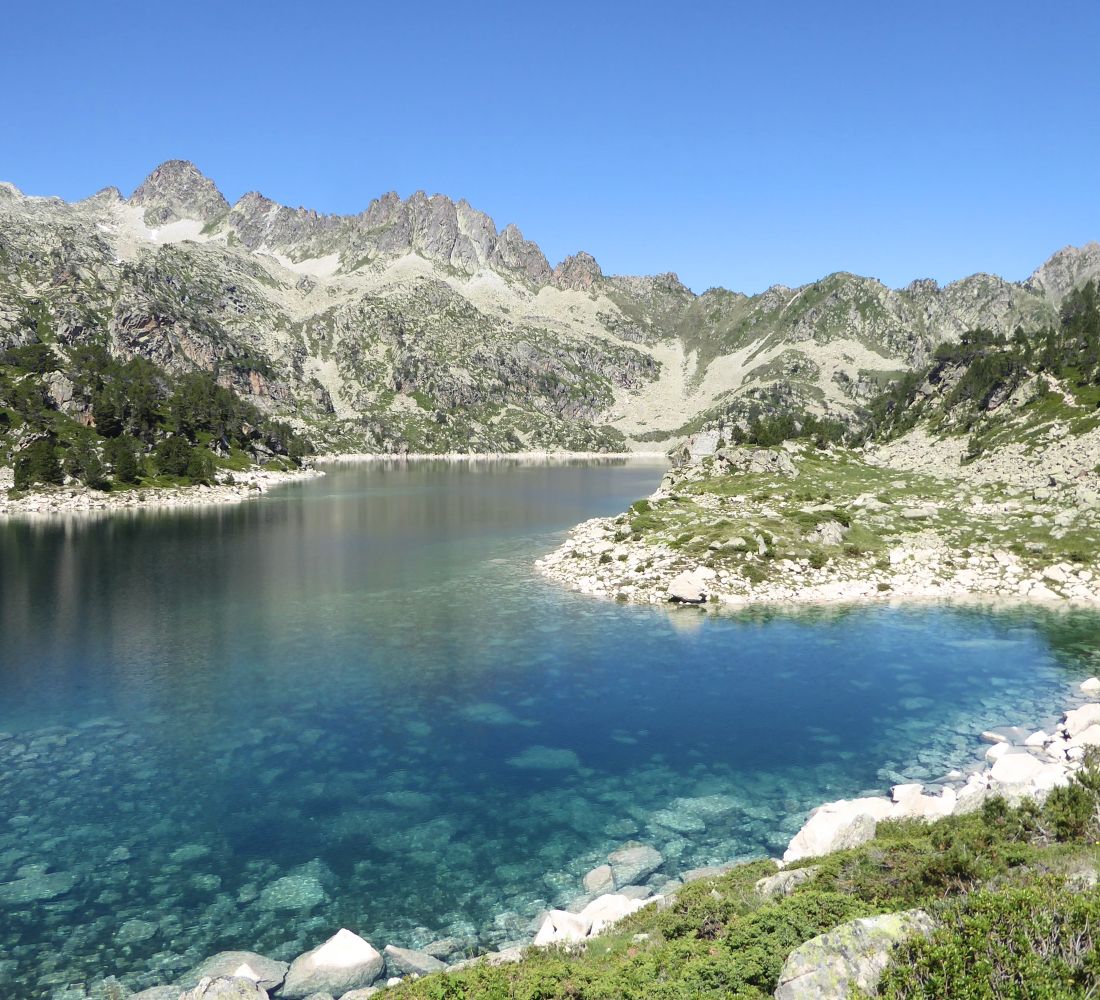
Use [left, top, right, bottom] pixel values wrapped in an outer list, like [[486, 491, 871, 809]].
[[4, 0, 1099, 293]]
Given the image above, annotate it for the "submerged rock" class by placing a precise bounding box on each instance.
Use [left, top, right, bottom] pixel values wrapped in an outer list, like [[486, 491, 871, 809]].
[[582, 864, 614, 895], [281, 929, 384, 999], [116, 918, 158, 945], [774, 909, 935, 999], [0, 868, 78, 905], [506, 745, 581, 770], [607, 844, 663, 887], [258, 873, 327, 912]]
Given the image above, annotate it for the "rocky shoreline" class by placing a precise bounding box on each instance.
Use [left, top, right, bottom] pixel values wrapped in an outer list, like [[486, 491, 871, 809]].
[[92, 670, 1100, 1000], [0, 467, 325, 518], [536, 438, 1100, 609]]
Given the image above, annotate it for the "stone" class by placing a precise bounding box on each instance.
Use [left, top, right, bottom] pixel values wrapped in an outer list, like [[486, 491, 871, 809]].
[[775, 909, 935, 999], [1081, 677, 1100, 694], [1067, 724, 1100, 750], [281, 929, 384, 999], [179, 979, 269, 1000], [755, 865, 819, 898], [583, 864, 614, 895], [1065, 703, 1100, 737], [131, 989, 180, 1000], [607, 844, 663, 887], [533, 909, 589, 946], [337, 991, 379, 1000], [668, 570, 707, 604], [383, 944, 446, 977], [990, 751, 1044, 785], [116, 918, 158, 945], [783, 799, 888, 863], [258, 872, 327, 912], [422, 938, 464, 961], [578, 893, 650, 935], [0, 869, 78, 905], [180, 952, 289, 992]]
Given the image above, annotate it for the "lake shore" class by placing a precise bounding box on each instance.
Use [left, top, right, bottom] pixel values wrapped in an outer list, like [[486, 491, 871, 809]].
[[0, 465, 325, 518], [536, 437, 1100, 610], [316, 450, 668, 463]]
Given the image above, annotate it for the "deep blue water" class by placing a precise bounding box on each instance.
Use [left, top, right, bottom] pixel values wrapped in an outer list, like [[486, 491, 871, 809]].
[[1, 459, 1099, 997]]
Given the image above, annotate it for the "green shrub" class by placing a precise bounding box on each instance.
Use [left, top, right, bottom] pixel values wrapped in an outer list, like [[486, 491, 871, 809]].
[[105, 435, 141, 484], [13, 438, 63, 489], [879, 881, 1100, 998], [154, 436, 194, 477]]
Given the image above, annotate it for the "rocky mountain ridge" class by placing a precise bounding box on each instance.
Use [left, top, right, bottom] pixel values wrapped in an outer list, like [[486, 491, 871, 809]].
[[2, 160, 1099, 454]]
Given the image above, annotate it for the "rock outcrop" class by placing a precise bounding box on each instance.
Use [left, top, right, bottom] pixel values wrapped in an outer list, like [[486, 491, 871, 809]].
[[774, 909, 935, 999]]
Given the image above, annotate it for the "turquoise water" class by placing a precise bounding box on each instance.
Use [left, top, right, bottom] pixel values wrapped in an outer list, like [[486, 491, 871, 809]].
[[2, 459, 1100, 997]]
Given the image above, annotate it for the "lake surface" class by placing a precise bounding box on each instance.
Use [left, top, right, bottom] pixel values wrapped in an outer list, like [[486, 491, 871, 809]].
[[2, 459, 1100, 997]]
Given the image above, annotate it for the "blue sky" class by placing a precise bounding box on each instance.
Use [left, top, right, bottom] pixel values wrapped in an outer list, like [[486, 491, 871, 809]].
[[3, 0, 1098, 293]]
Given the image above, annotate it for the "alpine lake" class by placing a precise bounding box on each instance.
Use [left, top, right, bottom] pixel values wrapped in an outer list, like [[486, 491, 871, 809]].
[[2, 459, 1099, 997]]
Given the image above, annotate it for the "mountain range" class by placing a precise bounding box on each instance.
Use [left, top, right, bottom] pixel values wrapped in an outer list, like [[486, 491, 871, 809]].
[[2, 159, 1099, 453]]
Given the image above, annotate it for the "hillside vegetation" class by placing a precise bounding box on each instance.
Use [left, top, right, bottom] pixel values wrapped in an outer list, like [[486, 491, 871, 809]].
[[0, 337, 309, 492]]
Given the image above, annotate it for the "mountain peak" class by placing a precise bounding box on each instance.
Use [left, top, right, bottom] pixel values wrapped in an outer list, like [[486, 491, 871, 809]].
[[1026, 242, 1100, 307], [129, 160, 229, 227], [551, 251, 602, 291]]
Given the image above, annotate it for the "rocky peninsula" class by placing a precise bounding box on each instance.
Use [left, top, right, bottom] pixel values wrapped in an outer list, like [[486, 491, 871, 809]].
[[537, 423, 1100, 609]]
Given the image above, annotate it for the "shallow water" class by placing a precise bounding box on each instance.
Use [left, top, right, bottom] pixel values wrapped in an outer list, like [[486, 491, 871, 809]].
[[1, 459, 1099, 997]]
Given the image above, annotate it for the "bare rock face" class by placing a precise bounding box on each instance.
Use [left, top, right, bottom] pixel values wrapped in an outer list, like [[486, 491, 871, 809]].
[[129, 160, 230, 227], [551, 252, 602, 291], [488, 223, 552, 285], [1026, 242, 1100, 307]]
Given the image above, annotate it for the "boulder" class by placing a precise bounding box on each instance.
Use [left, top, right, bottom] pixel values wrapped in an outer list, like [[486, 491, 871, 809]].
[[1064, 703, 1100, 737], [989, 752, 1044, 785], [583, 863, 614, 895], [578, 893, 650, 935], [533, 909, 589, 946], [1068, 724, 1100, 750], [1081, 677, 1100, 694], [258, 872, 326, 912], [383, 944, 446, 977], [180, 952, 289, 992], [0, 869, 78, 905], [607, 844, 663, 887], [754, 865, 819, 899], [281, 930, 384, 999], [668, 570, 707, 604], [774, 909, 935, 999], [783, 799, 888, 863], [179, 979, 269, 1000]]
